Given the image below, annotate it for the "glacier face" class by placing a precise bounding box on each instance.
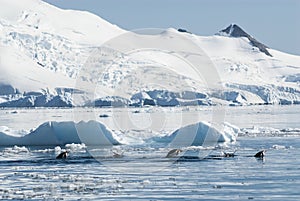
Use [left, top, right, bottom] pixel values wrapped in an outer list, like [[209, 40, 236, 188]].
[[0, 0, 300, 107]]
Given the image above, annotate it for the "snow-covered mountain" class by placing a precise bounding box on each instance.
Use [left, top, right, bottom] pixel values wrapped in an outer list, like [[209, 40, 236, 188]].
[[0, 0, 300, 107]]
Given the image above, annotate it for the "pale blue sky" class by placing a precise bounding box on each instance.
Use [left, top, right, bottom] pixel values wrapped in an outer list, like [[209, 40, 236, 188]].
[[44, 0, 300, 55]]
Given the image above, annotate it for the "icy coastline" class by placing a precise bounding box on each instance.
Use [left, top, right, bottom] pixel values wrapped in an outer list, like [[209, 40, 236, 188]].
[[1, 86, 300, 108]]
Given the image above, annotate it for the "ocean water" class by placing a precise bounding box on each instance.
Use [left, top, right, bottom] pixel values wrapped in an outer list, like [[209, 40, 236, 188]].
[[0, 105, 299, 200]]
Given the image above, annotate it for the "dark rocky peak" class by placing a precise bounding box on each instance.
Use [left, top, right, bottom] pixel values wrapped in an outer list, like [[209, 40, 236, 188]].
[[220, 24, 250, 38], [177, 28, 192, 34], [218, 24, 272, 57]]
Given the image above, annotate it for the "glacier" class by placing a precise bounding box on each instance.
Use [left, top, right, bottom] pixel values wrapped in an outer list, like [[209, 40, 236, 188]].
[[0, 0, 300, 107]]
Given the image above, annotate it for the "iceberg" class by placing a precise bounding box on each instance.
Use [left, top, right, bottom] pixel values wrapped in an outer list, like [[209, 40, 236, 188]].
[[0, 120, 121, 146], [153, 121, 239, 147], [0, 119, 239, 148]]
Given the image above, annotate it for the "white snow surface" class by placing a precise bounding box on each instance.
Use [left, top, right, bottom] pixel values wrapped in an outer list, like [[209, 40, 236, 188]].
[[0, 0, 123, 44], [0, 0, 300, 107]]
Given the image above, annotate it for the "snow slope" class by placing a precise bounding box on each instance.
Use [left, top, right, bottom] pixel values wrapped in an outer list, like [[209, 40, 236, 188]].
[[0, 0, 300, 107], [0, 0, 123, 44]]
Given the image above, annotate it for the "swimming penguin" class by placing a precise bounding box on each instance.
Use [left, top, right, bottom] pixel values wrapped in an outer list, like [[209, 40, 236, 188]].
[[222, 151, 236, 158], [254, 150, 266, 158], [56, 151, 69, 159], [112, 151, 124, 158], [166, 149, 182, 158]]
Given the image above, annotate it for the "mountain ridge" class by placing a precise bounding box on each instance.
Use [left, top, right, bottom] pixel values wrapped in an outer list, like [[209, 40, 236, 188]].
[[0, 0, 299, 107], [217, 24, 272, 57]]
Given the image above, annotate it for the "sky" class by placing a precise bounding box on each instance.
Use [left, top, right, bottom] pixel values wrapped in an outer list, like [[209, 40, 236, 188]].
[[43, 0, 300, 55]]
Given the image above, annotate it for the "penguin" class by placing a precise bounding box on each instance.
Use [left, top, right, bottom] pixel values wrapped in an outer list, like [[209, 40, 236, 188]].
[[56, 151, 69, 159], [222, 151, 236, 158], [254, 150, 266, 158], [166, 149, 182, 158], [112, 151, 124, 158]]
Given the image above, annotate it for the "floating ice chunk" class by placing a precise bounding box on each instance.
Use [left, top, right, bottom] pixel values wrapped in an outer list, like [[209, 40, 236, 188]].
[[0, 120, 121, 146], [54, 146, 63, 154], [153, 121, 239, 147], [65, 143, 87, 152], [240, 126, 300, 137], [241, 126, 280, 135], [272, 144, 289, 150], [3, 145, 29, 154]]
